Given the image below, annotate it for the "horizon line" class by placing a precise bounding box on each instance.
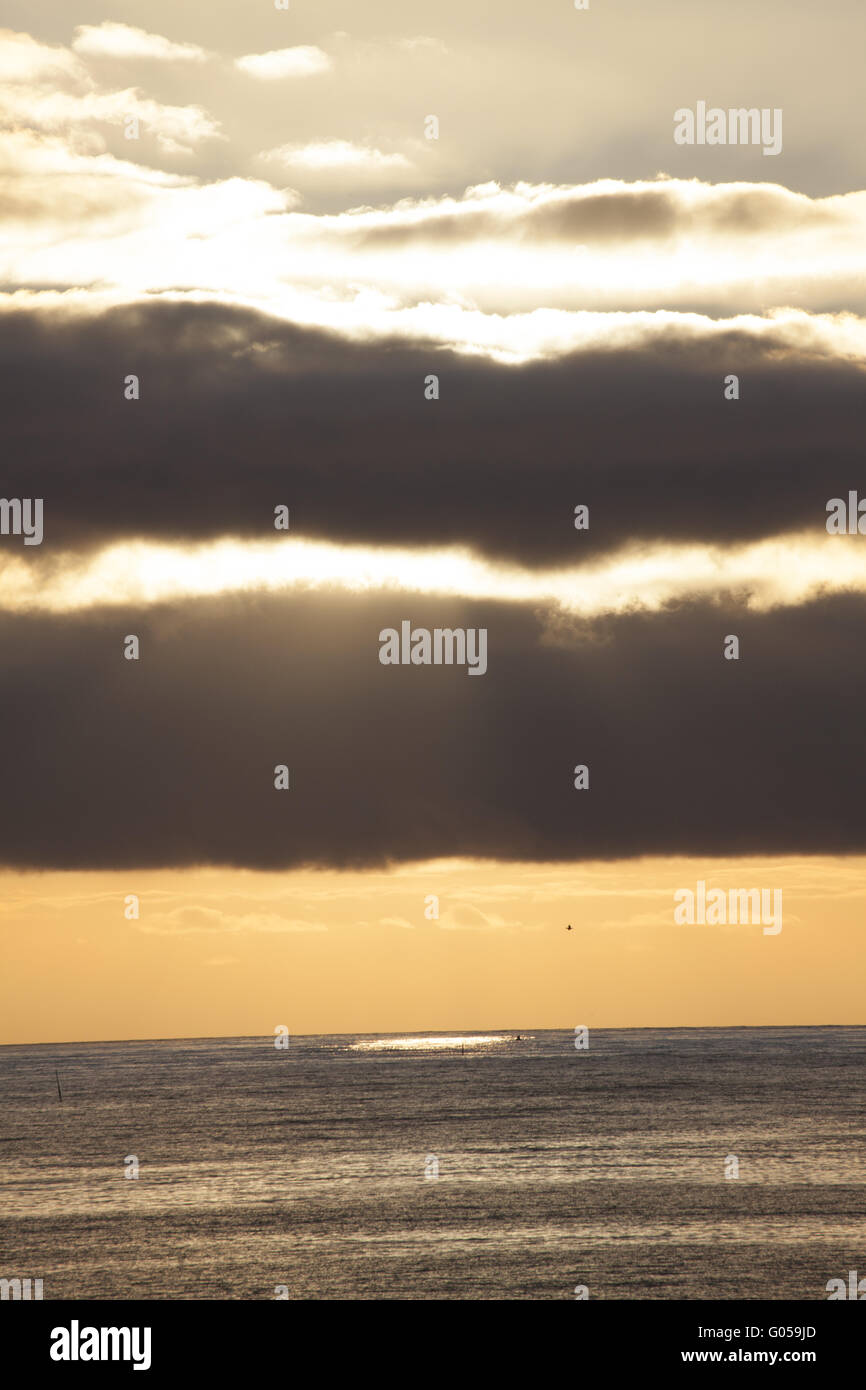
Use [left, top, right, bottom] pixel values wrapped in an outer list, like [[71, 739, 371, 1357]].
[[2, 1022, 863, 1049]]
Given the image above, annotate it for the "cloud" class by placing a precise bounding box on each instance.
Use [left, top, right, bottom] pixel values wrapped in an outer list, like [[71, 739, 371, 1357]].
[[3, 157, 866, 324], [136, 906, 327, 934], [0, 29, 84, 84], [0, 149, 280, 282], [352, 178, 852, 249], [438, 903, 511, 931], [72, 24, 208, 64], [0, 28, 221, 155], [235, 47, 331, 80], [330, 33, 447, 56], [1, 589, 865, 870], [394, 37, 448, 53], [4, 531, 866, 619], [0, 130, 192, 232], [0, 298, 863, 564], [0, 84, 221, 153], [261, 139, 410, 172]]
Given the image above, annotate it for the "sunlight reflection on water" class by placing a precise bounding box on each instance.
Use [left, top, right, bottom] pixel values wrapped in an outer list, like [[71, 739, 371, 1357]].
[[349, 1034, 522, 1051]]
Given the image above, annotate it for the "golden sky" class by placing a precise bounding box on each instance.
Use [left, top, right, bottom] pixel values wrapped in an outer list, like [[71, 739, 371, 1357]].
[[2, 855, 863, 1043]]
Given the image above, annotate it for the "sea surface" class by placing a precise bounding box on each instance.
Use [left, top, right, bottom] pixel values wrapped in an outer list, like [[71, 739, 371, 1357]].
[[0, 1027, 863, 1300]]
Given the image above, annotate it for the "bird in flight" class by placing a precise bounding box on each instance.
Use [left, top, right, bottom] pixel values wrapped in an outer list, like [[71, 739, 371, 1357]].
[[566, 924, 572, 931]]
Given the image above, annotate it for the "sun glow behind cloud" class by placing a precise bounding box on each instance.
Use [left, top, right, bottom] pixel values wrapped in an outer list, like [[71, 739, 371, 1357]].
[[2, 531, 864, 615], [5, 88, 866, 333]]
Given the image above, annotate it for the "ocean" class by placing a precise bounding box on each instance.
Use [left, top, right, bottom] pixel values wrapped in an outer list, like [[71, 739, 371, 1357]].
[[0, 1027, 863, 1300]]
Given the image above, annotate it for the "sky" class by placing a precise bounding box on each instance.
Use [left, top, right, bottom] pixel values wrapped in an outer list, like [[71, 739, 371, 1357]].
[[1, 4, 864, 1042]]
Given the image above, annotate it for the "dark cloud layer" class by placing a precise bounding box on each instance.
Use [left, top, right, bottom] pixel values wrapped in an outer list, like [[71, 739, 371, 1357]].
[[1, 300, 863, 567], [2, 588, 865, 870]]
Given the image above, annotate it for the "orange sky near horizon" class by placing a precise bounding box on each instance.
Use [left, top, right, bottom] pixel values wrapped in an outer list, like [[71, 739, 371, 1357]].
[[1, 854, 862, 1044]]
